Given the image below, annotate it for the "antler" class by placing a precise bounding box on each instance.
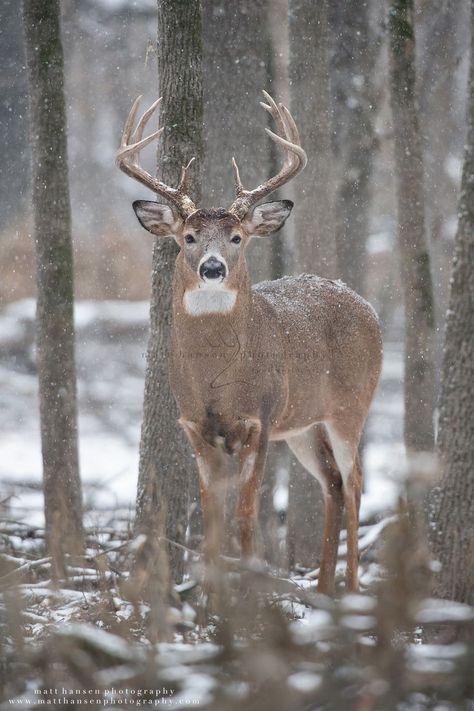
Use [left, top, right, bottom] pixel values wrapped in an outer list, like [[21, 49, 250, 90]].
[[116, 95, 197, 218], [228, 91, 307, 219]]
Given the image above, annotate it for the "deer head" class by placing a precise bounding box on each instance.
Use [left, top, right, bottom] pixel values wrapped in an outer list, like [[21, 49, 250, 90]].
[[116, 92, 307, 310]]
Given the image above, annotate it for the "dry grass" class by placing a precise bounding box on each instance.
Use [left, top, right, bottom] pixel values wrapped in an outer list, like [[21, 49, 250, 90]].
[[0, 220, 152, 304], [1, 496, 474, 710]]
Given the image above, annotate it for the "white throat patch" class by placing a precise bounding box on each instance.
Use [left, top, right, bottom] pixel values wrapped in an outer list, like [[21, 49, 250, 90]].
[[183, 285, 237, 316]]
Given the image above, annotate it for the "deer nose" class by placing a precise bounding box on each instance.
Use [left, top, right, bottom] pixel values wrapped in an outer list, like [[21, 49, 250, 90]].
[[199, 257, 226, 281]]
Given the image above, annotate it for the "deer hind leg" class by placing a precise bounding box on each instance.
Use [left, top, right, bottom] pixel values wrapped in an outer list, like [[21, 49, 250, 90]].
[[286, 425, 344, 595], [325, 421, 362, 592]]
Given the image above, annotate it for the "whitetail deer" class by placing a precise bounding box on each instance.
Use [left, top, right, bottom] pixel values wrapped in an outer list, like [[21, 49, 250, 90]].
[[117, 92, 383, 594]]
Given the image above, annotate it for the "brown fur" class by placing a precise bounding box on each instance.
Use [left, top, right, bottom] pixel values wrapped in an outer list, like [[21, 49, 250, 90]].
[[170, 224, 383, 593], [119, 93, 381, 593], [186, 208, 241, 229]]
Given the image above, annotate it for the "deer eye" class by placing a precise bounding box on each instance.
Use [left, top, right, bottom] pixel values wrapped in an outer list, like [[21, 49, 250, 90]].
[[184, 234, 196, 244], [231, 235, 241, 244]]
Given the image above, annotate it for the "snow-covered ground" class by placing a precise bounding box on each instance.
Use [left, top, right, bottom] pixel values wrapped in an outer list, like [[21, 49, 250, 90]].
[[0, 298, 405, 528], [5, 301, 474, 710]]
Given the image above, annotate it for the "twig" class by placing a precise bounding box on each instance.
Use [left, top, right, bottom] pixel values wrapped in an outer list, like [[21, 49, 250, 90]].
[[0, 556, 52, 583], [90, 540, 130, 559]]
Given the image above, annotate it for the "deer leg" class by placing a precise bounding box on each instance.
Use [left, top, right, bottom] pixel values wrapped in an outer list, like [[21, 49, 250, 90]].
[[179, 420, 229, 615], [319, 479, 344, 595], [343, 475, 360, 591], [236, 422, 268, 560], [286, 426, 344, 595], [325, 422, 361, 592], [179, 420, 226, 565], [344, 453, 363, 591]]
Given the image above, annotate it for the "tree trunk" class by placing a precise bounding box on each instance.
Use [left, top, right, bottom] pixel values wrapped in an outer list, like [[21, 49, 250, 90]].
[[416, 0, 470, 371], [202, 0, 274, 282], [288, 0, 337, 276], [388, 0, 436, 453], [431, 0, 474, 605], [286, 0, 336, 570], [0, 0, 29, 229], [257, 1, 291, 567], [134, 0, 203, 585], [329, 0, 377, 297], [202, 0, 284, 562], [22, 0, 83, 577]]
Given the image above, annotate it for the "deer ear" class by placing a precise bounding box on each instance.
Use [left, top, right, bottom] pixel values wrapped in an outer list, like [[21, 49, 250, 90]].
[[242, 200, 294, 237], [132, 200, 182, 237]]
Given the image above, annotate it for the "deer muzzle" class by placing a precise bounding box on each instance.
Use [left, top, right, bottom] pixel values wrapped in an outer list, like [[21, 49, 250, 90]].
[[199, 256, 227, 282]]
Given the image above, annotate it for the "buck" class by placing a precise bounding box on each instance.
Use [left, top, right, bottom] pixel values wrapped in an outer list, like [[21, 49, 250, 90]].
[[117, 92, 383, 594]]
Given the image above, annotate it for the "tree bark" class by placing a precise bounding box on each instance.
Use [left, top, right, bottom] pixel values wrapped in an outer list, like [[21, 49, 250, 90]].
[[202, 0, 274, 282], [134, 0, 203, 584], [0, 0, 29, 229], [416, 0, 470, 369], [388, 0, 436, 453], [286, 0, 336, 570], [431, 0, 474, 605], [288, 0, 337, 276], [329, 0, 377, 297], [22, 0, 83, 576], [202, 0, 285, 561]]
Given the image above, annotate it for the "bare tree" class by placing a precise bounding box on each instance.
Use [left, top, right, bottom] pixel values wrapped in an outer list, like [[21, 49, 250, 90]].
[[202, 0, 284, 559], [288, 0, 337, 276], [388, 0, 436, 453], [329, 0, 377, 297], [22, 0, 83, 575], [202, 0, 274, 283], [431, 0, 474, 605], [286, 0, 336, 569], [0, 0, 29, 229], [416, 0, 471, 362], [133, 0, 203, 584]]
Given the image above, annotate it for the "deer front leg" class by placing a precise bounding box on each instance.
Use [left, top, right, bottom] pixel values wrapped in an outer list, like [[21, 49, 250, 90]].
[[179, 420, 226, 565], [236, 421, 268, 560]]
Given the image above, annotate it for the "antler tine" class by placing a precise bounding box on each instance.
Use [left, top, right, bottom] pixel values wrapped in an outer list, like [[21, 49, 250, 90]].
[[261, 90, 282, 123], [260, 93, 289, 148], [261, 91, 298, 169], [118, 127, 164, 161], [231, 157, 244, 196], [228, 91, 307, 219], [131, 96, 162, 144], [177, 157, 196, 194], [260, 101, 292, 168], [280, 103, 304, 155], [263, 98, 303, 173], [264, 127, 307, 165], [116, 96, 197, 218]]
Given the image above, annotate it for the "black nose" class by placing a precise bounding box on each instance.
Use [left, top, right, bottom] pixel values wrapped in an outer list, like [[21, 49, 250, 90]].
[[199, 257, 226, 280]]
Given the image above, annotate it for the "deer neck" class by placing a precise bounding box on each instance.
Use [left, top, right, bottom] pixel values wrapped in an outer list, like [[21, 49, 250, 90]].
[[172, 255, 252, 333]]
